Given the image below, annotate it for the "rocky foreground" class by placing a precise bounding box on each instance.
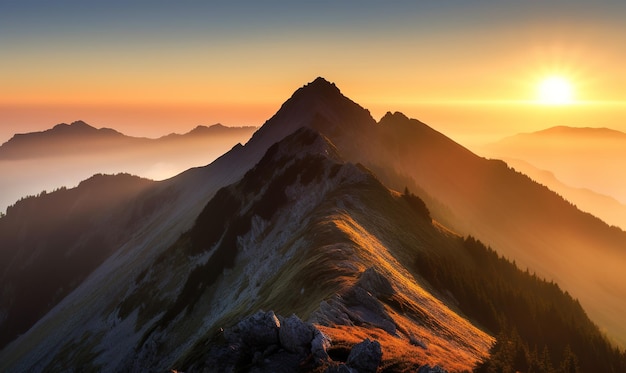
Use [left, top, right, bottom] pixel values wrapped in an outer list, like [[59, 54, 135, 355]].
[[189, 310, 448, 373]]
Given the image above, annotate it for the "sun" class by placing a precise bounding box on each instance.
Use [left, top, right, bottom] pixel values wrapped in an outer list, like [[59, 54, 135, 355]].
[[537, 76, 574, 105]]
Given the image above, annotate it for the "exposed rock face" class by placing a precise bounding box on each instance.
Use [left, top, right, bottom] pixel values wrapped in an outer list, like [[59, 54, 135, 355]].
[[316, 298, 354, 326], [279, 314, 315, 355], [311, 327, 332, 363], [346, 338, 382, 373], [312, 268, 397, 335], [357, 267, 395, 299], [209, 311, 330, 372], [224, 310, 280, 348]]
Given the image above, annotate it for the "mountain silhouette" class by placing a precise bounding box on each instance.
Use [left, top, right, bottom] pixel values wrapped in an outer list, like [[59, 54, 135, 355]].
[[0, 120, 126, 159], [1, 78, 626, 372], [0, 173, 155, 349], [0, 121, 257, 160], [501, 157, 626, 230], [482, 125, 626, 203], [0, 121, 257, 215]]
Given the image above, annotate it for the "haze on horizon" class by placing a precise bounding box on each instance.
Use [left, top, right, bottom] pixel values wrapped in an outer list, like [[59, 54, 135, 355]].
[[1, 1, 626, 147]]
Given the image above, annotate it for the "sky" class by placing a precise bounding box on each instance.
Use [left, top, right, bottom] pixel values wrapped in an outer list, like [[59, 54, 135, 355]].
[[2, 0, 626, 147]]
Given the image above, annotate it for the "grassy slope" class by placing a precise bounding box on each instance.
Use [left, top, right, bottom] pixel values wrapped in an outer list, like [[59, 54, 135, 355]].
[[343, 112, 626, 347], [164, 151, 493, 371]]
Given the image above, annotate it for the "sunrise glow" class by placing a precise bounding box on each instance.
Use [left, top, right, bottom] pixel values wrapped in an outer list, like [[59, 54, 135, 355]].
[[537, 76, 574, 105]]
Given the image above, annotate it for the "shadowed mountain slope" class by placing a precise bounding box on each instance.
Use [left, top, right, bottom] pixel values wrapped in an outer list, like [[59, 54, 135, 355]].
[[0, 173, 155, 349], [1, 78, 626, 372], [3, 127, 623, 372]]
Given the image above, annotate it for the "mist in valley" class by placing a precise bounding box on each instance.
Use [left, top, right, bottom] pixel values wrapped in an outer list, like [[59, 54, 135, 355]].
[[0, 123, 256, 214]]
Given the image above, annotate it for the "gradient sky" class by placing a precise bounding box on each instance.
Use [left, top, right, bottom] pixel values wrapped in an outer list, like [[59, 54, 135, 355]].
[[2, 0, 626, 146]]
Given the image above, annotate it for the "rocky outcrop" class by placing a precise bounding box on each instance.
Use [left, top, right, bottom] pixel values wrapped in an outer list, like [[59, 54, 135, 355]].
[[357, 267, 395, 300], [312, 267, 398, 335], [345, 338, 382, 373], [223, 310, 281, 348], [279, 313, 315, 354], [199, 311, 331, 372], [196, 310, 388, 373]]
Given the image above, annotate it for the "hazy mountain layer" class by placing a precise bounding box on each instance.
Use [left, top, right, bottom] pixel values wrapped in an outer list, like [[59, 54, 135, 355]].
[[0, 121, 257, 160], [0, 121, 257, 214], [501, 157, 626, 230], [481, 126, 626, 204]]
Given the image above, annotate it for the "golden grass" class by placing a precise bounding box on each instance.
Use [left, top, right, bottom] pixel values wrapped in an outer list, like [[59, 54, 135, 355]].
[[318, 324, 477, 373]]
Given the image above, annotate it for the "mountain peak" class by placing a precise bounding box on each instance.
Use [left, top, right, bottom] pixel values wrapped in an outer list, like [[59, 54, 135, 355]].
[[380, 111, 409, 123], [301, 76, 340, 93], [51, 120, 95, 132], [245, 78, 375, 154], [289, 77, 345, 105], [70, 120, 91, 128]]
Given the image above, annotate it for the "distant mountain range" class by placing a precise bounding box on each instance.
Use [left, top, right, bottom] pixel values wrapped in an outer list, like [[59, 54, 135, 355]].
[[481, 125, 626, 204], [501, 158, 626, 230], [0, 120, 257, 160], [0, 121, 257, 214], [1, 78, 625, 372]]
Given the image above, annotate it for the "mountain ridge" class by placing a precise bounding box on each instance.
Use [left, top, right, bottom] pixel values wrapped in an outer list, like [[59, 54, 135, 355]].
[[0, 173, 156, 349], [0, 121, 258, 215], [2, 77, 626, 371], [0, 121, 258, 160], [515, 125, 626, 138]]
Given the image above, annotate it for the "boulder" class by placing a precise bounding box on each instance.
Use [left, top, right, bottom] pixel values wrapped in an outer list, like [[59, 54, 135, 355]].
[[223, 310, 280, 348], [313, 298, 354, 326], [279, 314, 315, 354], [357, 267, 395, 299], [343, 287, 397, 335], [346, 338, 382, 373], [311, 327, 332, 362]]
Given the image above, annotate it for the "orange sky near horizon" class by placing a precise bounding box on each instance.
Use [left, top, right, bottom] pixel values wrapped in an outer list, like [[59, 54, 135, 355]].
[[1, 2, 625, 147]]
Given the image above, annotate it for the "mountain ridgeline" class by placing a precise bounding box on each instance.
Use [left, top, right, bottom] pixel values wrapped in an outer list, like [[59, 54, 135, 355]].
[[0, 121, 257, 160], [0, 78, 625, 372], [0, 121, 257, 215]]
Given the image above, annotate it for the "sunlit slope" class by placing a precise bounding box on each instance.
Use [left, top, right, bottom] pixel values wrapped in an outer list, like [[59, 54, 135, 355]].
[[249, 80, 626, 347], [2, 77, 625, 371], [229, 79, 626, 345], [0, 128, 493, 372], [133, 128, 493, 370], [356, 112, 626, 347]]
